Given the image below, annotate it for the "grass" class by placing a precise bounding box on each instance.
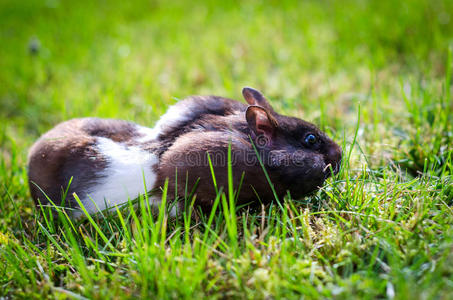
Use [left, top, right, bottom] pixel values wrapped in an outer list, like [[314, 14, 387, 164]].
[[1, 0, 452, 298]]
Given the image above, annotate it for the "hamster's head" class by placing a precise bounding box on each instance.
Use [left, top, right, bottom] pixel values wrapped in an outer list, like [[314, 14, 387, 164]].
[[242, 87, 342, 198]]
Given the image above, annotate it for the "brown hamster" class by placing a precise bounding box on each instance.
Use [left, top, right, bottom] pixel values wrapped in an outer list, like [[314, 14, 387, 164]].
[[27, 87, 341, 217]]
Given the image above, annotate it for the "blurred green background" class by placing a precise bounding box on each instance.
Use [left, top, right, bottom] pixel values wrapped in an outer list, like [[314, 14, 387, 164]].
[[1, 0, 452, 298], [1, 0, 452, 137]]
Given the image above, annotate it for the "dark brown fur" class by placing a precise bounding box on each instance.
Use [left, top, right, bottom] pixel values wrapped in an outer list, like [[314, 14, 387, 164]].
[[27, 118, 146, 208], [154, 89, 342, 212], [28, 88, 342, 215]]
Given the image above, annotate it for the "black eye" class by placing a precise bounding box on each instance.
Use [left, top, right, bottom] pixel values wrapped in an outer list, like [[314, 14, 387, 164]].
[[305, 134, 317, 145]]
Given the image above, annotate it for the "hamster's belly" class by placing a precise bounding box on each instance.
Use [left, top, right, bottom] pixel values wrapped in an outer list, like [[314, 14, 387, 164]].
[[75, 136, 159, 217]]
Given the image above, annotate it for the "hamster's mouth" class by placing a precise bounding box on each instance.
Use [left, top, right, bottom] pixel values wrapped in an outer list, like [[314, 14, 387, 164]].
[[323, 162, 341, 179]]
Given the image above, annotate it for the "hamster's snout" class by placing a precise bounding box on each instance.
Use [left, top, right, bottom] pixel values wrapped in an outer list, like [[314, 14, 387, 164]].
[[324, 143, 342, 176]]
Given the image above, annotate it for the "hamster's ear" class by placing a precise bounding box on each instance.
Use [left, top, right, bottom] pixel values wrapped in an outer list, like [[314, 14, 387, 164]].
[[242, 87, 274, 112], [246, 105, 278, 138]]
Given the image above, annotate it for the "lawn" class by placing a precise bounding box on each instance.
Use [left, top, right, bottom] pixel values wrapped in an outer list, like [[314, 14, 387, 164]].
[[1, 0, 452, 298]]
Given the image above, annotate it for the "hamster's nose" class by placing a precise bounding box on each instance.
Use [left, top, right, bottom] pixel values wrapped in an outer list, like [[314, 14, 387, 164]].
[[325, 144, 342, 175]]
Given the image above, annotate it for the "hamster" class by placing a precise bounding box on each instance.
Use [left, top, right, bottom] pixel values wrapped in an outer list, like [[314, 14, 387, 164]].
[[27, 87, 342, 217]]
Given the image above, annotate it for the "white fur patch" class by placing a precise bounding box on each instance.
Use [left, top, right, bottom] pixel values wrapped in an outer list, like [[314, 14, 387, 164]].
[[149, 103, 192, 138], [134, 104, 189, 143], [135, 125, 159, 143], [76, 137, 159, 216], [72, 101, 193, 217]]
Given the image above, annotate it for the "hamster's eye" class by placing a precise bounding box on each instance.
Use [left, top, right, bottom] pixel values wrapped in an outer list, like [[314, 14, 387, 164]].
[[304, 134, 317, 145]]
